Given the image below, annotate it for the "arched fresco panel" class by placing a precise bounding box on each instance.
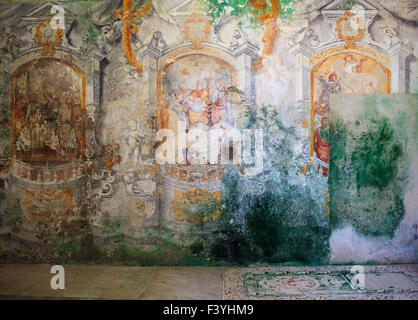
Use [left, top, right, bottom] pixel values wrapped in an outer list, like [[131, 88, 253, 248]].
[[311, 52, 391, 177], [11, 59, 86, 167], [158, 54, 238, 166]]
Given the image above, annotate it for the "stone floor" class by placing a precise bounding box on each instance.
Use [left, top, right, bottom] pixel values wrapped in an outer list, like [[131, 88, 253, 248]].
[[0, 264, 417, 300]]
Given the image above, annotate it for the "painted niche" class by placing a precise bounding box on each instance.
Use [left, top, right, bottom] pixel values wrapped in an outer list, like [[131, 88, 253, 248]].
[[158, 54, 239, 166], [12, 59, 86, 167], [311, 52, 391, 177]]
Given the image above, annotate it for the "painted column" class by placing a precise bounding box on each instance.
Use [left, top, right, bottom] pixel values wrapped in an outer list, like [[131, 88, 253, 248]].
[[387, 42, 414, 93], [233, 42, 259, 105], [0, 53, 13, 169], [289, 42, 313, 157], [138, 44, 161, 112], [85, 49, 106, 159], [289, 42, 313, 104]]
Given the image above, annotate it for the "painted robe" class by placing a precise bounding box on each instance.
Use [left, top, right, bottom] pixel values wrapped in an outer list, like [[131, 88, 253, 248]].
[[314, 127, 330, 177]]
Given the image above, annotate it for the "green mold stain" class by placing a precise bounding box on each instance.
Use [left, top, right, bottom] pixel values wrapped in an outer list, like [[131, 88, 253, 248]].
[[211, 107, 331, 265], [351, 118, 402, 193], [329, 114, 406, 237], [201, 0, 296, 29]]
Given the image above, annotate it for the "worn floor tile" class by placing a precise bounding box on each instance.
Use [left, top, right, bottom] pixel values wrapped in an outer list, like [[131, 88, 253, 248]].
[[0, 264, 156, 299], [140, 267, 224, 300]]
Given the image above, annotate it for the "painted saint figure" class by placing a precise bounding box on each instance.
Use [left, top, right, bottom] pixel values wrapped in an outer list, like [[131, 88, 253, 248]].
[[171, 82, 189, 122], [209, 79, 231, 126], [183, 80, 210, 126], [314, 116, 330, 177], [314, 72, 341, 116]]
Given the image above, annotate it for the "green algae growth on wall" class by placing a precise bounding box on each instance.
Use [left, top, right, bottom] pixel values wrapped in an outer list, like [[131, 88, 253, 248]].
[[329, 94, 418, 237]]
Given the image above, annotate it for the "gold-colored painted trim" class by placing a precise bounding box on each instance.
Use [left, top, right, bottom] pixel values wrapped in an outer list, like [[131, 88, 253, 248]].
[[310, 45, 391, 68], [35, 17, 64, 55], [22, 189, 72, 224], [335, 11, 364, 49], [115, 0, 152, 73], [249, 0, 280, 70], [171, 188, 222, 223], [182, 13, 211, 50]]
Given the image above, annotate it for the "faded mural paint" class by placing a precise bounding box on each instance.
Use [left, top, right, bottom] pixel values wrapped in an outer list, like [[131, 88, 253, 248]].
[[312, 52, 391, 177], [12, 59, 86, 167], [329, 94, 418, 263], [0, 0, 417, 265]]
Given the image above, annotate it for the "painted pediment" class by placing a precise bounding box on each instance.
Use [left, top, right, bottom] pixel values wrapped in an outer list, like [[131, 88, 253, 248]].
[[321, 0, 378, 11], [168, 0, 207, 18], [321, 0, 379, 20], [21, 1, 76, 28]]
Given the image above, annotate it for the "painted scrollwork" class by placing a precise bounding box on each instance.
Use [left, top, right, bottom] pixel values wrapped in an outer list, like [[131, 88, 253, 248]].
[[87, 169, 117, 200], [122, 172, 157, 219], [93, 19, 123, 54], [302, 28, 321, 47], [0, 29, 24, 57], [288, 28, 321, 49]]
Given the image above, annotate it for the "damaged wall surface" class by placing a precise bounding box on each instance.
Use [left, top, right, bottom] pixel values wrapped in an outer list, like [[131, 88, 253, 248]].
[[0, 0, 417, 265]]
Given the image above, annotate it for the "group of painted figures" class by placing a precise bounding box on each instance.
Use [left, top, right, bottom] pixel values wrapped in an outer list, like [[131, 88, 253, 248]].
[[14, 91, 82, 164], [10, 50, 384, 174], [169, 76, 236, 165], [121, 75, 236, 170], [169, 77, 234, 130]]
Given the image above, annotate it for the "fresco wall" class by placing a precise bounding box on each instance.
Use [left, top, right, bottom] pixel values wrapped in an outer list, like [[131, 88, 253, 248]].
[[0, 0, 417, 265]]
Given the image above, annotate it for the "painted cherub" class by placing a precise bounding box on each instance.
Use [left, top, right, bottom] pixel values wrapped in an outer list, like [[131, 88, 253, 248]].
[[122, 120, 146, 171]]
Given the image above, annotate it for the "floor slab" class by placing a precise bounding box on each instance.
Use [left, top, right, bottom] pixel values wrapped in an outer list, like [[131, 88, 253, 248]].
[[140, 267, 224, 300], [1, 264, 417, 300], [0, 264, 156, 299]]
